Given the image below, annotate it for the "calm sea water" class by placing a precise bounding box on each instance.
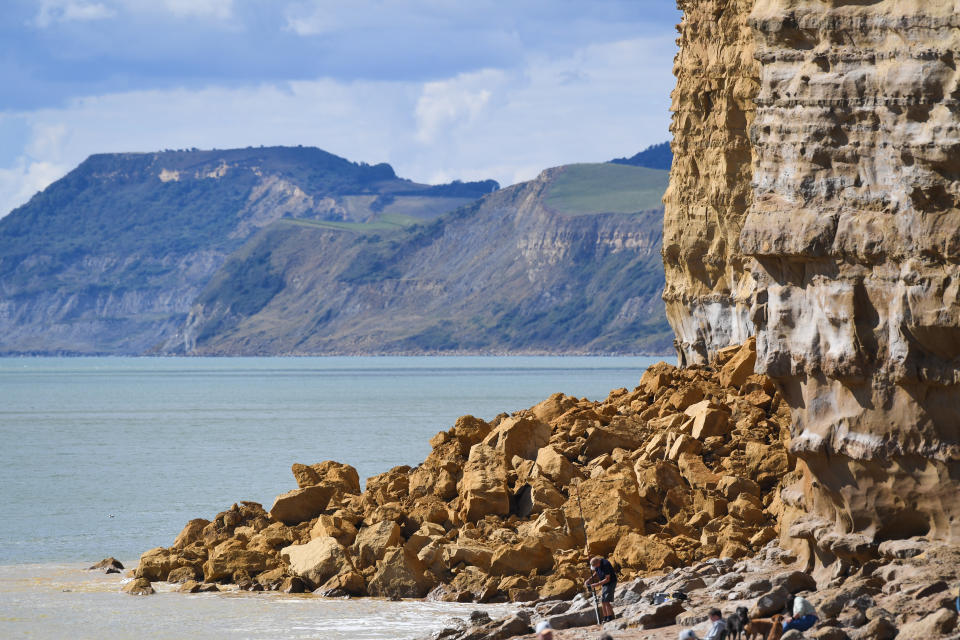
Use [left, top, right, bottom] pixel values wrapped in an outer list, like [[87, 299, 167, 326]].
[[0, 356, 660, 639]]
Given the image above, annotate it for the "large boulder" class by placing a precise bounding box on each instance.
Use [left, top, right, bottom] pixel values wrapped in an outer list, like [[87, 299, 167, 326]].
[[280, 536, 353, 589], [122, 577, 155, 595], [718, 337, 756, 388], [202, 548, 274, 582], [354, 520, 403, 568], [482, 416, 550, 461], [311, 461, 362, 494], [489, 538, 554, 575], [535, 446, 582, 487], [514, 475, 566, 518], [310, 514, 358, 547], [291, 461, 361, 494], [135, 547, 180, 581], [565, 472, 645, 555], [459, 444, 510, 522], [677, 452, 720, 490], [269, 485, 334, 525], [89, 557, 124, 573], [366, 547, 433, 598], [173, 519, 210, 549], [613, 533, 680, 571], [530, 393, 577, 424], [583, 424, 644, 459], [750, 586, 790, 617], [684, 401, 731, 440], [443, 542, 495, 570], [897, 609, 957, 638]]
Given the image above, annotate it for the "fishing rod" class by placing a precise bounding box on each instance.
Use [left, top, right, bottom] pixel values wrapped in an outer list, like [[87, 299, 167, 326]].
[[573, 479, 602, 626]]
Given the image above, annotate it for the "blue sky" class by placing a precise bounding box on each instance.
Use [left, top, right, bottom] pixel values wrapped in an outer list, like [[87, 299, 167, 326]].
[[0, 0, 681, 216]]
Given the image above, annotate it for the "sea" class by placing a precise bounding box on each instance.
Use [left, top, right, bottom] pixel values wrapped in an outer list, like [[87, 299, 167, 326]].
[[0, 356, 661, 639]]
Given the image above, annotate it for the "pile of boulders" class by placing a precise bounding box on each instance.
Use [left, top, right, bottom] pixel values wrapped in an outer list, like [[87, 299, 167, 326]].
[[420, 539, 960, 640], [135, 338, 798, 602]]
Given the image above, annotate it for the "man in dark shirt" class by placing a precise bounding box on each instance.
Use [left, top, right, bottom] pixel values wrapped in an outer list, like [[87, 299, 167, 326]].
[[584, 555, 617, 622]]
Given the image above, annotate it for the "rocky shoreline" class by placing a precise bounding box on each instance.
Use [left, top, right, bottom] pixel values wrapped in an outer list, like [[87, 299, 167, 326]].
[[134, 339, 794, 601], [123, 338, 960, 638]]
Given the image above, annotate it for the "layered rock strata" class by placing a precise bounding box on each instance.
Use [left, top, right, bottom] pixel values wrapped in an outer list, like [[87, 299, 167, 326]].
[[745, 0, 960, 570], [136, 340, 795, 602], [663, 0, 760, 365], [667, 0, 960, 573]]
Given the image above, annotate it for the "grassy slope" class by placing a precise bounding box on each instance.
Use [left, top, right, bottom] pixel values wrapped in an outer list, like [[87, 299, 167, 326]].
[[543, 163, 669, 215]]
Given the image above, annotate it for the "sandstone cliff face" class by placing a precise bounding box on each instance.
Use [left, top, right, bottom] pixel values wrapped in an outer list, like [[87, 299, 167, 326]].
[[746, 0, 960, 569], [668, 0, 960, 572], [663, 0, 760, 366]]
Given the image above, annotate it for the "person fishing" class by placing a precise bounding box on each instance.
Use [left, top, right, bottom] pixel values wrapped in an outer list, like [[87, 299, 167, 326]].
[[584, 555, 617, 623]]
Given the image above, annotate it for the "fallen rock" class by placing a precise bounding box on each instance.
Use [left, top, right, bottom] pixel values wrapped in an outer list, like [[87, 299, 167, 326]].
[[772, 570, 817, 594], [613, 533, 679, 571], [896, 609, 957, 638], [546, 608, 599, 629], [751, 586, 790, 617], [166, 566, 199, 583], [203, 548, 274, 582], [88, 557, 124, 574], [173, 519, 210, 549], [482, 416, 550, 461], [626, 599, 686, 629], [366, 547, 433, 598], [269, 485, 335, 525], [458, 444, 510, 523], [122, 577, 155, 595], [535, 446, 581, 487], [281, 536, 353, 589], [354, 520, 402, 567], [718, 338, 756, 388], [850, 616, 897, 640]]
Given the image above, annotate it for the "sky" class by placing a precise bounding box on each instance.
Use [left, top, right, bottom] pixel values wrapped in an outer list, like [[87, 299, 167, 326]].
[[0, 0, 681, 218]]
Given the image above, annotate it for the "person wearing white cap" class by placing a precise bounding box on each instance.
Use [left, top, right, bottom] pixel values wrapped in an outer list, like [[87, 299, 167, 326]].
[[535, 620, 554, 639]]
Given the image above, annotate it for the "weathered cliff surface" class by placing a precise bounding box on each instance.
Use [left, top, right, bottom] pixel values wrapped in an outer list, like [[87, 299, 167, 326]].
[[746, 0, 960, 570], [663, 0, 760, 366], [668, 0, 960, 573]]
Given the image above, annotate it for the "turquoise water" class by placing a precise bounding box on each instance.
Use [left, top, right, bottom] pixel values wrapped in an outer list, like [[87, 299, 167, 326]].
[[0, 356, 660, 565]]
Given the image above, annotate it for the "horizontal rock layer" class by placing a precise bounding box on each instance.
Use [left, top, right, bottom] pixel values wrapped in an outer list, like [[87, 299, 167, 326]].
[[668, 0, 960, 573], [663, 0, 760, 366]]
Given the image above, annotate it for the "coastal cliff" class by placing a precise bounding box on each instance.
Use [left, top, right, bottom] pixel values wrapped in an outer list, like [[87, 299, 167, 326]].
[[663, 0, 759, 366], [0, 148, 672, 356], [176, 164, 672, 355], [666, 0, 960, 573]]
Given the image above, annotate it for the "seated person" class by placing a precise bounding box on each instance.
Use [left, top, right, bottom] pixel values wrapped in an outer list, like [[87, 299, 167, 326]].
[[783, 594, 819, 632], [679, 608, 726, 640]]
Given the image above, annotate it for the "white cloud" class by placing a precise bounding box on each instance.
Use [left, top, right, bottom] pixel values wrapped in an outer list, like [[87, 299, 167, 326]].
[[0, 34, 675, 218], [34, 1, 116, 28], [415, 70, 499, 143], [157, 0, 233, 19], [0, 160, 69, 217]]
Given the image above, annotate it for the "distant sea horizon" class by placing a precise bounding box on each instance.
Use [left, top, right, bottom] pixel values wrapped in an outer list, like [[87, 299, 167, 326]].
[[0, 355, 664, 564]]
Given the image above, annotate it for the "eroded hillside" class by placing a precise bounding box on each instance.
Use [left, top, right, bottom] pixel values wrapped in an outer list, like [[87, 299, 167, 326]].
[[174, 164, 672, 355]]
